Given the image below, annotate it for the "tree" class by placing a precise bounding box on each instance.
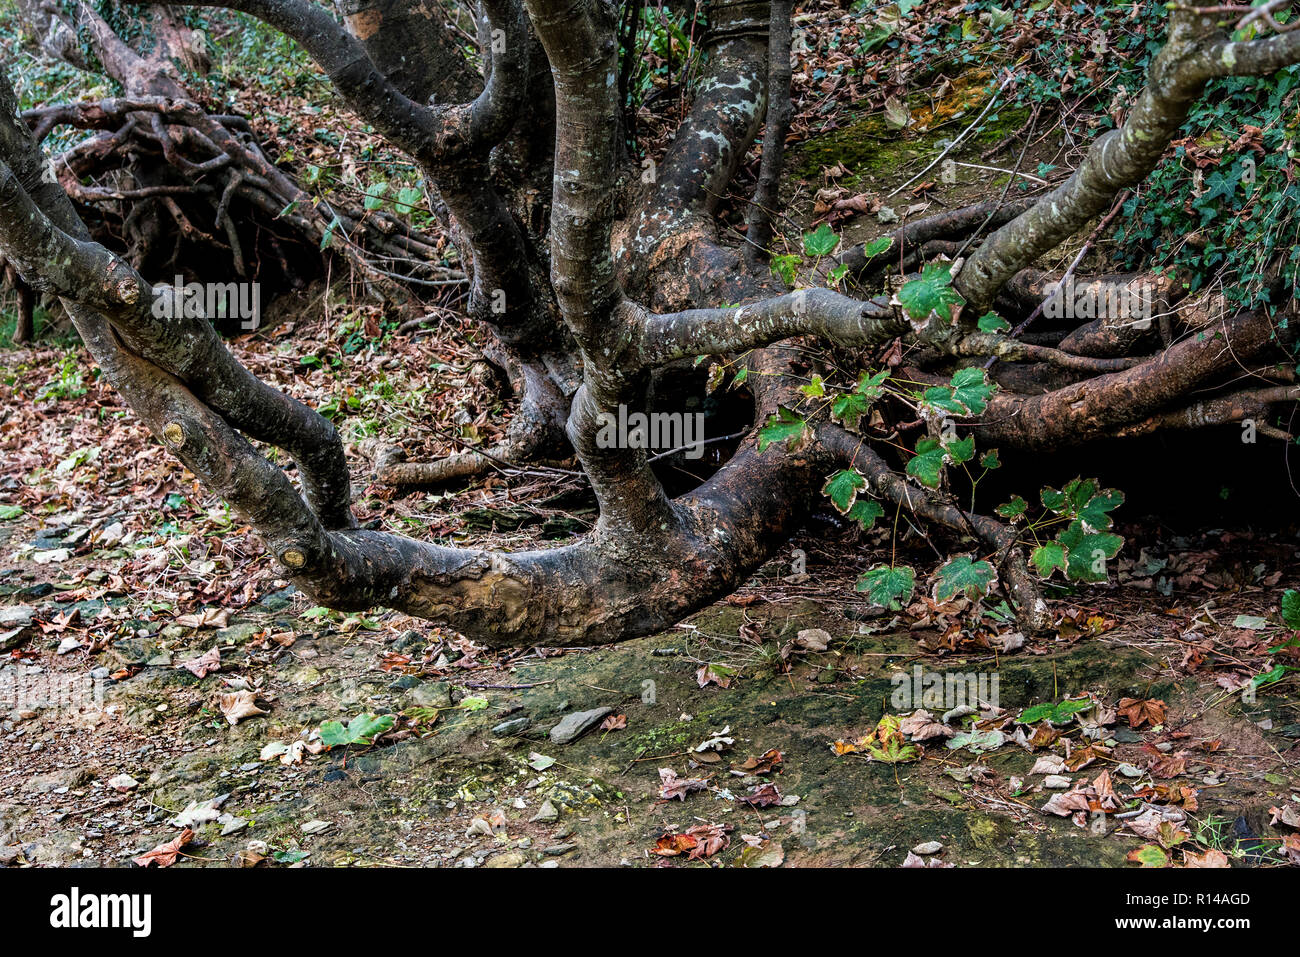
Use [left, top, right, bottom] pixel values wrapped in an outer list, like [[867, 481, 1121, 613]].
[[0, 0, 1296, 647]]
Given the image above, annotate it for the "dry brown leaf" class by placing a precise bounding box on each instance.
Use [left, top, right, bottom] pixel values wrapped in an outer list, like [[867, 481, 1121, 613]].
[[1183, 848, 1230, 868], [219, 690, 268, 725], [132, 828, 193, 868], [179, 647, 221, 678]]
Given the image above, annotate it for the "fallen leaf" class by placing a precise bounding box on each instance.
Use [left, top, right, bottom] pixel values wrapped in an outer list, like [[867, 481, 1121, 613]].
[[1118, 697, 1167, 729], [659, 767, 708, 801], [179, 647, 221, 678], [1183, 848, 1230, 868], [132, 829, 193, 868], [219, 690, 267, 725]]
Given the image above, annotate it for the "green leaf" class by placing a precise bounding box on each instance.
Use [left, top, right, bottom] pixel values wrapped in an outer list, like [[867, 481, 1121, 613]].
[[906, 437, 946, 488], [1077, 488, 1124, 531], [862, 235, 894, 258], [770, 254, 800, 286], [393, 186, 423, 214], [831, 370, 889, 431], [935, 556, 996, 602], [995, 495, 1027, 519], [363, 181, 386, 211], [979, 449, 1001, 470], [948, 367, 995, 414], [831, 391, 870, 430], [945, 434, 975, 465], [977, 311, 1011, 333], [319, 712, 396, 748], [0, 505, 23, 520], [827, 263, 850, 285], [460, 696, 489, 712], [822, 469, 867, 514], [802, 223, 840, 257], [1029, 542, 1068, 579], [1057, 519, 1123, 582], [897, 261, 964, 323], [1019, 697, 1092, 725], [1282, 589, 1300, 630], [757, 406, 807, 453], [847, 499, 884, 529], [866, 733, 922, 763], [920, 367, 995, 417], [1127, 844, 1170, 868], [799, 374, 826, 398], [856, 564, 915, 610], [320, 215, 340, 250]]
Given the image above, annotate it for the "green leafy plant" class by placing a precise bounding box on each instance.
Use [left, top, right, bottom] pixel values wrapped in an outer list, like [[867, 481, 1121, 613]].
[[318, 712, 396, 748]]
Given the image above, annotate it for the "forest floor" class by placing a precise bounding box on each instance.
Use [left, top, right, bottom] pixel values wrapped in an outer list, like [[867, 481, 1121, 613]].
[[1, 333, 1299, 869]]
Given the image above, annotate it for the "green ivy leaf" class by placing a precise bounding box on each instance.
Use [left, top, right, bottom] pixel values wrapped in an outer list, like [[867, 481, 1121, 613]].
[[980, 449, 1001, 470], [1019, 697, 1092, 725], [995, 495, 1027, 519], [319, 712, 396, 748], [906, 437, 947, 488], [1057, 519, 1123, 582], [935, 556, 996, 602], [1029, 542, 1067, 579], [1282, 589, 1300, 630], [757, 406, 807, 452], [799, 374, 826, 398], [897, 262, 964, 323], [945, 434, 976, 465], [856, 564, 915, 610], [0, 505, 23, 520], [977, 311, 1011, 332], [862, 235, 894, 258], [822, 469, 867, 514], [770, 254, 800, 286], [847, 499, 885, 529], [802, 222, 840, 257], [363, 181, 387, 211]]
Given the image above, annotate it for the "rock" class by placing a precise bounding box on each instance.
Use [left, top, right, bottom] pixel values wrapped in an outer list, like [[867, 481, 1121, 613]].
[[912, 841, 943, 855], [529, 799, 559, 823], [542, 843, 578, 856], [0, 606, 34, 652], [492, 717, 530, 736], [106, 774, 139, 792], [549, 707, 613, 745], [56, 636, 82, 655], [25, 767, 96, 794], [215, 623, 261, 645], [405, 682, 454, 709], [484, 851, 528, 868], [0, 606, 35, 628]]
